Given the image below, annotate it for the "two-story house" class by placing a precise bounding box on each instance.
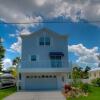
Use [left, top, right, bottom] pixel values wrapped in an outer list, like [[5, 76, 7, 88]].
[[19, 28, 71, 90]]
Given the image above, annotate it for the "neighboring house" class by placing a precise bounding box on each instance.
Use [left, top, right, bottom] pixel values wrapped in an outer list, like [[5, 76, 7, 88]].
[[19, 28, 71, 90], [89, 67, 100, 80]]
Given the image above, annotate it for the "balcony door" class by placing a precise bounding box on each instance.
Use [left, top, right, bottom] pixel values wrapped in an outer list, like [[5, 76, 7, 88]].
[[50, 56, 62, 68]]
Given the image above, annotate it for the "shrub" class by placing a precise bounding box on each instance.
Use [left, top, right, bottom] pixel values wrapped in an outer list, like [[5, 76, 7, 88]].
[[91, 78, 100, 87], [91, 79, 97, 86], [71, 79, 83, 88], [96, 78, 100, 86], [64, 84, 72, 93], [80, 83, 90, 93]]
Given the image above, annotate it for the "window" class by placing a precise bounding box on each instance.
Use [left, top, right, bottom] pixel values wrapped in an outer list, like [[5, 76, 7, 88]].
[[50, 56, 62, 68], [39, 37, 45, 45], [50, 75, 52, 78], [31, 55, 36, 61], [39, 37, 50, 46], [34, 76, 37, 78], [62, 76, 64, 82], [26, 76, 29, 78], [54, 75, 56, 78], [19, 73, 21, 80], [46, 76, 48, 78], [45, 37, 50, 45]]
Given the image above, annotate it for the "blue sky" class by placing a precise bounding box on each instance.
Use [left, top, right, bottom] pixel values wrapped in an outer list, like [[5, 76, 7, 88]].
[[0, 0, 100, 69]]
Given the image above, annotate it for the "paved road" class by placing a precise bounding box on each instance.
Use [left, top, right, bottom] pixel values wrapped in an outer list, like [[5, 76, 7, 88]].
[[4, 91, 66, 100]]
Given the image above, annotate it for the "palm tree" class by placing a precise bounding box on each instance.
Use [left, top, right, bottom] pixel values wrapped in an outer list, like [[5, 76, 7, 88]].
[[0, 37, 5, 71], [12, 57, 21, 91]]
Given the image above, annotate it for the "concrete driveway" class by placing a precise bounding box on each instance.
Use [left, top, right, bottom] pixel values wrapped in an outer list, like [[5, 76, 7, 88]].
[[4, 91, 66, 100]]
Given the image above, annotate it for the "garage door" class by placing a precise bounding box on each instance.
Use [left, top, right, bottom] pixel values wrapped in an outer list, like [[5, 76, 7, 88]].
[[25, 75, 57, 90]]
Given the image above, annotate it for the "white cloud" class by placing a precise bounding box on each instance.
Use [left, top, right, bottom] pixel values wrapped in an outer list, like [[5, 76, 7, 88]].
[[68, 44, 99, 67], [9, 33, 19, 37], [10, 37, 22, 53], [0, 0, 100, 26], [50, 1, 83, 22], [9, 29, 31, 53], [17, 16, 43, 29], [6, 48, 15, 53], [34, 0, 47, 6], [0, 38, 4, 42], [0, 1, 43, 28], [3, 58, 12, 69], [20, 29, 31, 35], [9, 34, 16, 37]]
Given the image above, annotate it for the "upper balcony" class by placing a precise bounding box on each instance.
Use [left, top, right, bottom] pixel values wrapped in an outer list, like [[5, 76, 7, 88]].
[[19, 60, 71, 73]]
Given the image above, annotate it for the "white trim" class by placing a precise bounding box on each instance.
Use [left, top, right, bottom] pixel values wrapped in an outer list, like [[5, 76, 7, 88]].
[[19, 68, 70, 73]]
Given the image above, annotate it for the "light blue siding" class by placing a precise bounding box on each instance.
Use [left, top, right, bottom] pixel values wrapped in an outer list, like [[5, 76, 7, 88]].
[[20, 28, 70, 90], [21, 29, 68, 69]]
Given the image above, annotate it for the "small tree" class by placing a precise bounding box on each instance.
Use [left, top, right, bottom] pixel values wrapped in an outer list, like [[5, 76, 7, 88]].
[[0, 37, 5, 72], [12, 57, 21, 66], [91, 78, 100, 87], [13, 57, 21, 78], [72, 67, 83, 86], [8, 67, 17, 78], [72, 67, 82, 79], [83, 66, 91, 79]]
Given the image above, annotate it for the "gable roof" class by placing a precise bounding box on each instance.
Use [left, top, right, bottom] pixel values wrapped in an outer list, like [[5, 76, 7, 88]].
[[20, 28, 68, 39]]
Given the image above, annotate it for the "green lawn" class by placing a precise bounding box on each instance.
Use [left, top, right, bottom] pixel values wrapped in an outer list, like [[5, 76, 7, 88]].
[[0, 87, 16, 100], [0, 86, 100, 100], [67, 86, 100, 100]]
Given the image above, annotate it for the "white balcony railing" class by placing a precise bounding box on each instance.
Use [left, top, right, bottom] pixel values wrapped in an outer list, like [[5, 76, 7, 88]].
[[19, 60, 72, 73], [21, 60, 68, 69]]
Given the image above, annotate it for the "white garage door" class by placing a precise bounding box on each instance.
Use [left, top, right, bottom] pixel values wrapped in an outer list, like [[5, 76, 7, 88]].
[[25, 75, 57, 90]]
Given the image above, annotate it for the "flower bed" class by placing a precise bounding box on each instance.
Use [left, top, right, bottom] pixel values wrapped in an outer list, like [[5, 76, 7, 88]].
[[63, 83, 90, 99]]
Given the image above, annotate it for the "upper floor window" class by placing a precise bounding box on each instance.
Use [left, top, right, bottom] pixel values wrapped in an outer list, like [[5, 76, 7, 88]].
[[45, 37, 50, 45], [31, 55, 36, 61], [39, 37, 50, 46], [39, 37, 45, 45]]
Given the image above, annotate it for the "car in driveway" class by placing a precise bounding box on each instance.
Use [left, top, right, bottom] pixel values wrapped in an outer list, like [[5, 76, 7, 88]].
[[0, 74, 15, 89]]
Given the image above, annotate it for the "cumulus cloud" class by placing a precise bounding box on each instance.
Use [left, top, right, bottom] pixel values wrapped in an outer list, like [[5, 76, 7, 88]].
[[0, 0, 100, 26], [0, 0, 43, 28], [9, 29, 31, 53], [3, 58, 12, 69], [17, 16, 43, 29], [10, 37, 22, 53], [68, 44, 99, 66], [34, 0, 47, 6], [20, 29, 31, 35], [9, 33, 19, 38], [0, 38, 4, 42]]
